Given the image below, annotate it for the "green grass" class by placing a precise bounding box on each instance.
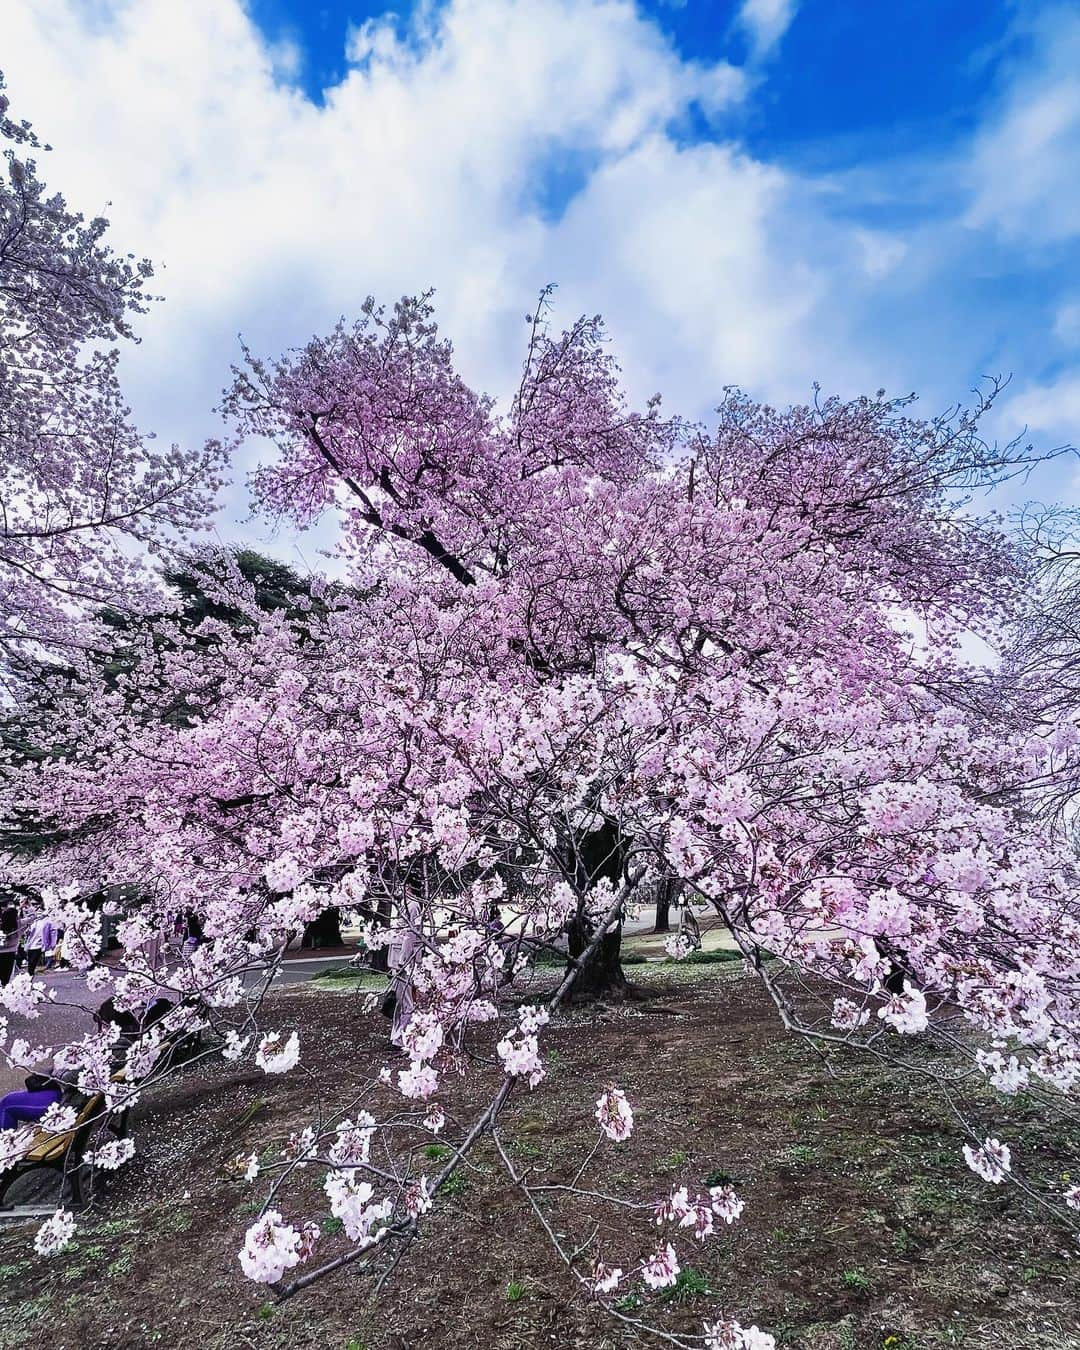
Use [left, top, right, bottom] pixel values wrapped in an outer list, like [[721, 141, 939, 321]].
[[658, 1267, 712, 1303], [780, 1143, 818, 1167], [440, 1172, 468, 1197], [106, 1250, 135, 1278], [657, 1148, 688, 1172], [310, 967, 386, 993], [840, 1266, 873, 1296], [680, 948, 745, 965], [505, 1279, 527, 1303]]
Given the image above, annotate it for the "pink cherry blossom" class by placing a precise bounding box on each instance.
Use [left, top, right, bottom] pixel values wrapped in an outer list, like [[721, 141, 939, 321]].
[[255, 1032, 300, 1075], [34, 1209, 76, 1258], [640, 1242, 680, 1290], [963, 1137, 1012, 1184], [595, 1088, 634, 1142], [239, 1210, 305, 1284]]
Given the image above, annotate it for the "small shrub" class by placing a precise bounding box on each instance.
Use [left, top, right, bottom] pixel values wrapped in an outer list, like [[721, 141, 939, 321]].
[[681, 948, 744, 965]]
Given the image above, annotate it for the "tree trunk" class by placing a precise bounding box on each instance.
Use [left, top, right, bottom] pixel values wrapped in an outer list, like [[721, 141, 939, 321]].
[[563, 818, 628, 999], [567, 912, 627, 1000], [302, 907, 343, 949], [653, 887, 671, 934], [359, 895, 391, 972]]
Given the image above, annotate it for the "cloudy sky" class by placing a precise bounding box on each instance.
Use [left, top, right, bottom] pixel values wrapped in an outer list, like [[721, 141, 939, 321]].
[[5, 0, 1080, 558]]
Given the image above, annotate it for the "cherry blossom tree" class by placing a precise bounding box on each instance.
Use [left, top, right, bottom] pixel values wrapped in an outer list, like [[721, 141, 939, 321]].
[[995, 503, 1080, 832], [0, 72, 226, 682], [3, 290, 1079, 1347]]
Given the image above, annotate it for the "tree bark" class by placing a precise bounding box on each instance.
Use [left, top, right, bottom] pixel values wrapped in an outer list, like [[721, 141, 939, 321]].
[[563, 818, 628, 999], [359, 895, 391, 972], [566, 912, 627, 1000], [302, 907, 343, 949]]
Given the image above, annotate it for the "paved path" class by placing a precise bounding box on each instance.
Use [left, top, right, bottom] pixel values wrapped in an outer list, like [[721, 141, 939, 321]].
[[0, 908, 720, 1095], [0, 956, 353, 1096]]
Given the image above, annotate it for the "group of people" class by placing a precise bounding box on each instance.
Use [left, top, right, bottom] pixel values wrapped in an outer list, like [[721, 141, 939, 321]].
[[0, 901, 66, 985]]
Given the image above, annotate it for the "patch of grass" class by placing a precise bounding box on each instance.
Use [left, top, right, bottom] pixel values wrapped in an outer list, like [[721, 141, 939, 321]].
[[165, 1208, 193, 1234], [890, 1226, 919, 1257], [345, 1340, 369, 1350], [658, 1148, 688, 1172], [658, 1267, 712, 1303], [422, 1143, 451, 1162], [613, 1293, 643, 1314], [505, 1279, 527, 1303], [680, 948, 745, 965], [322, 1215, 345, 1236], [257, 1302, 275, 1321], [781, 1143, 818, 1167], [440, 1172, 468, 1197], [87, 1217, 133, 1240], [311, 967, 386, 994], [509, 1138, 542, 1160], [702, 1167, 734, 1188], [841, 1266, 873, 1297], [106, 1249, 135, 1278]]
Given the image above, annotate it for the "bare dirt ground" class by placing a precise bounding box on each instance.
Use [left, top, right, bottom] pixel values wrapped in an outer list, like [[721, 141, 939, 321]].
[[0, 963, 1077, 1350]]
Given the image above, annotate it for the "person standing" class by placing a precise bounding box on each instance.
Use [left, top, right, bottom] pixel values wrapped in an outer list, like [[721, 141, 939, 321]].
[[388, 895, 422, 1049], [0, 903, 22, 986], [24, 914, 57, 977]]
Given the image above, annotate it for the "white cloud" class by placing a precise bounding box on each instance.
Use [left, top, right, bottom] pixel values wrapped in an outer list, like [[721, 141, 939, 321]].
[[735, 0, 799, 59], [2, 0, 1079, 553], [1003, 373, 1080, 442], [966, 8, 1080, 243], [0, 0, 840, 456], [1054, 300, 1080, 346]]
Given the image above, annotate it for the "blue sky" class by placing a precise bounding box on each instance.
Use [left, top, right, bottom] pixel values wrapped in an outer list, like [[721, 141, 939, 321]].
[[4, 0, 1080, 552], [251, 0, 1008, 156]]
